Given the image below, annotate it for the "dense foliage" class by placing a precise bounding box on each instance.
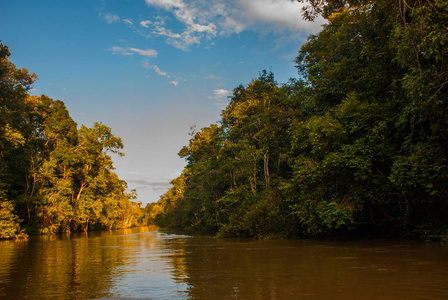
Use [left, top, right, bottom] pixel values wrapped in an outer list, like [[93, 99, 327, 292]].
[[147, 0, 448, 239], [0, 43, 143, 239]]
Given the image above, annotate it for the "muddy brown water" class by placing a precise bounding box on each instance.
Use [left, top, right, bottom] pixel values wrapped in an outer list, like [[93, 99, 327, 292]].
[[1, 226, 447, 299]]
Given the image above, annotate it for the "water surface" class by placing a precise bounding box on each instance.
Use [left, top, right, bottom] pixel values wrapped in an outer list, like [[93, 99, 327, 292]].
[[1, 226, 447, 299]]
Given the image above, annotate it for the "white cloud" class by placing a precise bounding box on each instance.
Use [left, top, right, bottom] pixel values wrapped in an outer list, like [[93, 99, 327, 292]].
[[109, 46, 134, 55], [145, 0, 185, 9], [142, 60, 170, 78], [209, 88, 232, 108], [140, 20, 152, 28], [169, 81, 179, 86], [153, 25, 182, 39], [141, 0, 324, 50], [109, 46, 158, 57], [209, 88, 231, 99], [238, 0, 320, 32], [101, 12, 120, 24], [123, 19, 133, 25], [153, 65, 169, 77], [129, 48, 158, 57], [221, 16, 245, 34], [144, 0, 218, 50], [190, 23, 216, 35]]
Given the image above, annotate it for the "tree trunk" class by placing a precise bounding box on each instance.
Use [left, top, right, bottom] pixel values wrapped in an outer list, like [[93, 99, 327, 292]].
[[264, 152, 270, 193], [82, 221, 88, 232], [250, 165, 257, 195]]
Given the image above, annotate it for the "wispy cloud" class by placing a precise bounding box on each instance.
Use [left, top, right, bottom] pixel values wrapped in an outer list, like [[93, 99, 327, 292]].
[[153, 65, 169, 77], [123, 19, 133, 26], [109, 46, 134, 55], [101, 12, 120, 24], [144, 0, 218, 50], [169, 81, 179, 86], [140, 0, 323, 50], [142, 60, 170, 78], [109, 46, 158, 57], [152, 25, 182, 39], [126, 179, 171, 192], [129, 48, 158, 57]]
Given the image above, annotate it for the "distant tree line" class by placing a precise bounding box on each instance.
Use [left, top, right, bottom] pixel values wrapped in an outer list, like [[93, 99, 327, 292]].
[[0, 42, 143, 239], [146, 0, 448, 240]]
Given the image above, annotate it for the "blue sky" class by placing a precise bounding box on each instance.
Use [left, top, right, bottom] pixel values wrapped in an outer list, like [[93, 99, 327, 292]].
[[2, 0, 323, 204]]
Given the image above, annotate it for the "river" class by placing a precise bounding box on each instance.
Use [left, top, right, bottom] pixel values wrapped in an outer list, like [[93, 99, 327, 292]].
[[0, 226, 447, 299]]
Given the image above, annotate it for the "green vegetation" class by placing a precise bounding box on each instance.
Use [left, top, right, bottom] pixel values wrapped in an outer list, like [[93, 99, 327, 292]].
[[0, 42, 143, 239], [147, 0, 448, 239]]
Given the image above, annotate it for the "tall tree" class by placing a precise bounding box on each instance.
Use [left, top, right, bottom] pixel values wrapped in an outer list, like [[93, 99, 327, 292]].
[[0, 42, 141, 238], [148, 0, 448, 239]]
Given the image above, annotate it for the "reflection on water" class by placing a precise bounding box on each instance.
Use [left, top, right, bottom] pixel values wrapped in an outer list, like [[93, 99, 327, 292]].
[[1, 227, 448, 299], [0, 226, 189, 300]]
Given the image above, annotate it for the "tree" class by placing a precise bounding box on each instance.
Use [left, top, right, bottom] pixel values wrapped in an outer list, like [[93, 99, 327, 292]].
[[147, 0, 448, 239], [71, 123, 124, 232], [0, 42, 140, 237], [0, 42, 37, 238], [0, 191, 26, 239]]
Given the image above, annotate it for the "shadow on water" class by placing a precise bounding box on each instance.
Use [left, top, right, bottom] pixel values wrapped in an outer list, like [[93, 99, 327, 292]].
[[1, 226, 448, 299], [167, 237, 448, 300]]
